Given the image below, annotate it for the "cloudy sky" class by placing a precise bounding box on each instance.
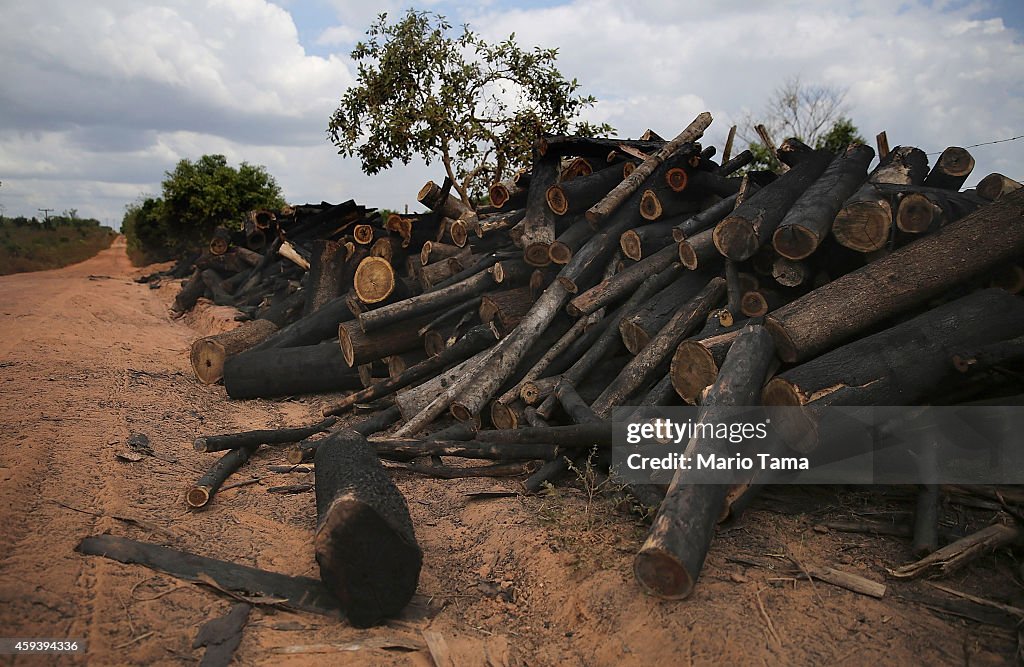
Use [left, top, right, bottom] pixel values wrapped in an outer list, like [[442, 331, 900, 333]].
[[1, 0, 1021, 228]]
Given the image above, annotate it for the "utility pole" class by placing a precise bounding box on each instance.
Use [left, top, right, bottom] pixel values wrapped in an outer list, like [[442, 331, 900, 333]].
[[38, 208, 53, 221]]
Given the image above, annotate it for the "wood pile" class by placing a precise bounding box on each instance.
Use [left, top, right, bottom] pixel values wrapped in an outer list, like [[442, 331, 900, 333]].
[[166, 114, 1024, 627]]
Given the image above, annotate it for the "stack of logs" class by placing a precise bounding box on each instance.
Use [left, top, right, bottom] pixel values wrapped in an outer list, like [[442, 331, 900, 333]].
[[181, 112, 1024, 625]]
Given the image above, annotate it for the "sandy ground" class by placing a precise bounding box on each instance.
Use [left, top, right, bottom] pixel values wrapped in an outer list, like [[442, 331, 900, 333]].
[[0, 238, 1019, 665]]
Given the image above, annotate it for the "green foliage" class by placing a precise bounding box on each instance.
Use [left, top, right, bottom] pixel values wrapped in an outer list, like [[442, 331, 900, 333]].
[[814, 116, 865, 154], [121, 154, 284, 264], [328, 10, 613, 205], [0, 215, 116, 275]]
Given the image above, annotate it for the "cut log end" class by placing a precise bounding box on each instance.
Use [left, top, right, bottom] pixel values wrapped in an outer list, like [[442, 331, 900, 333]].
[[832, 201, 892, 252], [620, 230, 643, 261], [896, 192, 940, 233], [548, 242, 572, 265], [678, 241, 698, 270], [489, 183, 511, 208], [449, 220, 469, 248], [353, 224, 375, 245], [639, 190, 663, 221], [546, 186, 569, 216], [353, 256, 396, 304], [620, 319, 651, 356], [193, 437, 209, 453], [489, 401, 519, 430], [712, 216, 759, 261], [772, 225, 818, 261], [186, 486, 212, 509], [190, 339, 228, 385], [764, 316, 800, 364], [670, 341, 718, 404], [740, 291, 770, 318], [314, 494, 423, 628], [666, 168, 688, 192], [209, 238, 229, 256], [633, 548, 695, 600], [524, 243, 553, 267]]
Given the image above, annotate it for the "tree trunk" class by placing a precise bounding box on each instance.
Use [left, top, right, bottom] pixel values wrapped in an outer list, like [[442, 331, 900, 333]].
[[373, 439, 562, 462], [338, 314, 434, 367], [586, 113, 713, 225], [546, 163, 628, 216], [713, 150, 834, 261], [303, 240, 346, 315], [314, 428, 422, 627], [190, 319, 280, 384], [173, 268, 206, 315], [772, 144, 874, 260], [771, 256, 810, 287], [634, 325, 777, 599], [619, 271, 716, 354], [358, 268, 497, 333], [590, 277, 726, 417], [671, 194, 739, 242], [766, 188, 1024, 362], [224, 342, 363, 399], [977, 173, 1023, 201], [200, 269, 233, 306], [520, 152, 559, 266], [195, 416, 338, 453], [923, 146, 975, 191], [567, 244, 681, 317]]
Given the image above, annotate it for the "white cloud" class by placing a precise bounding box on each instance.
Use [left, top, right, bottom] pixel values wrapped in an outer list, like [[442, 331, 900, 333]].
[[0, 0, 1021, 229]]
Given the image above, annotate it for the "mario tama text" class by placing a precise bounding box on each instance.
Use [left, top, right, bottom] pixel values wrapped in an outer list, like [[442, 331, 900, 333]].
[[610, 404, 1024, 486]]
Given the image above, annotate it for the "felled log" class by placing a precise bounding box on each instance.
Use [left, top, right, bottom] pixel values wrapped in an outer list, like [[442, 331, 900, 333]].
[[638, 185, 703, 221], [677, 228, 720, 271], [740, 288, 784, 318], [923, 146, 975, 191], [195, 416, 338, 453], [771, 256, 810, 287], [290, 406, 403, 464], [304, 240, 346, 315], [567, 244, 681, 317], [537, 135, 664, 159], [869, 145, 929, 186], [591, 277, 725, 417], [488, 179, 527, 209], [200, 269, 233, 306], [895, 189, 985, 233], [418, 180, 470, 221], [619, 271, 715, 354], [763, 288, 1024, 415], [619, 221, 676, 261], [394, 349, 493, 426], [358, 268, 501, 333], [772, 143, 874, 260], [717, 149, 753, 176], [977, 173, 1023, 201], [830, 183, 894, 252], [952, 334, 1024, 374], [669, 329, 741, 404], [671, 195, 739, 242], [713, 150, 834, 261], [766, 189, 1024, 362], [546, 163, 628, 216], [479, 287, 533, 331], [172, 270, 205, 315], [586, 113, 713, 225], [190, 319, 280, 384], [210, 227, 232, 256], [634, 325, 777, 599], [372, 439, 561, 462], [548, 216, 592, 264], [187, 446, 257, 508], [250, 295, 354, 351], [224, 342, 363, 399], [323, 325, 497, 416], [279, 241, 311, 270], [314, 428, 422, 627], [338, 315, 434, 367], [520, 152, 559, 266], [889, 522, 1021, 580]]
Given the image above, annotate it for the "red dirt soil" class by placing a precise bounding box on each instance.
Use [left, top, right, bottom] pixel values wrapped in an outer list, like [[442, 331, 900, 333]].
[[0, 238, 1017, 665]]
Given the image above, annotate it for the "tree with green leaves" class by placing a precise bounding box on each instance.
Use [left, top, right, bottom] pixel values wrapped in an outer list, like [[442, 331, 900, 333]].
[[328, 9, 612, 206], [741, 77, 865, 171], [122, 154, 284, 263]]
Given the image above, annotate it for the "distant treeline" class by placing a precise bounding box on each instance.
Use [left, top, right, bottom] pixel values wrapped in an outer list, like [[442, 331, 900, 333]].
[[0, 212, 117, 275]]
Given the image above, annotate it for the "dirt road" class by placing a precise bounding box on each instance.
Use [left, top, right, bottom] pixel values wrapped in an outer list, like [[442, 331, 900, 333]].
[[0, 239, 1013, 665]]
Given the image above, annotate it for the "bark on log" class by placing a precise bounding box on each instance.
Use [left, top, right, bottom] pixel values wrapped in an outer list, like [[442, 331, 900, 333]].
[[338, 315, 434, 367], [671, 195, 739, 242], [173, 269, 207, 315], [250, 295, 354, 351], [668, 329, 742, 405], [766, 188, 1024, 362], [548, 216, 592, 264], [923, 146, 975, 191], [488, 180, 527, 209], [619, 271, 716, 355], [195, 416, 338, 453], [619, 221, 677, 261], [224, 343, 363, 399], [394, 349, 493, 425], [713, 150, 834, 261], [418, 180, 470, 220], [537, 135, 665, 159], [304, 240, 346, 315], [190, 319, 280, 384], [952, 334, 1024, 374], [200, 269, 233, 306], [314, 428, 422, 627], [895, 189, 985, 233], [634, 325, 777, 599], [210, 227, 231, 256], [373, 439, 562, 462], [889, 522, 1021, 579], [358, 268, 498, 333], [520, 152, 559, 266], [590, 277, 726, 417], [977, 173, 1023, 201], [567, 244, 682, 317], [638, 187, 703, 221], [187, 446, 256, 508], [772, 143, 874, 260], [547, 164, 627, 216], [717, 149, 753, 176], [677, 228, 720, 271], [324, 326, 496, 416], [586, 113, 713, 225], [869, 145, 929, 186], [763, 288, 1024, 415]]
